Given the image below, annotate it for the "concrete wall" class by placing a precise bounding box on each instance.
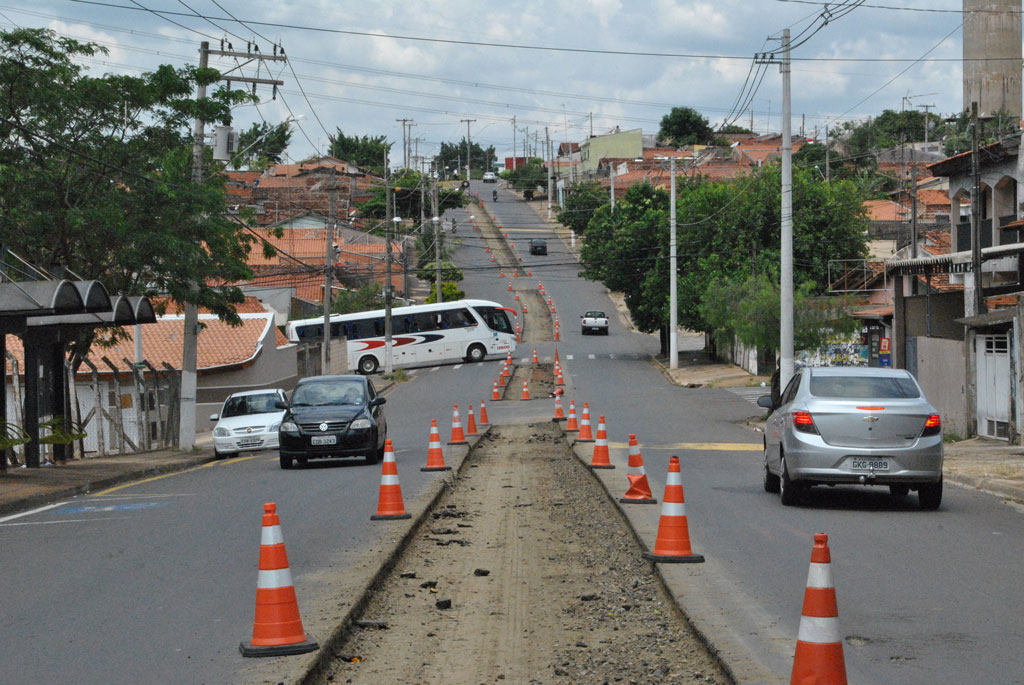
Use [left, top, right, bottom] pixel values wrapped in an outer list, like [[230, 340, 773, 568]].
[[963, 0, 1022, 121], [912, 336, 969, 437], [903, 290, 965, 340], [579, 129, 643, 176]]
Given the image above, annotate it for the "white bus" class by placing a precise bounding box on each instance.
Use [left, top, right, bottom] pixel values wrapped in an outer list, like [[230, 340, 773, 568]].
[[285, 299, 518, 375]]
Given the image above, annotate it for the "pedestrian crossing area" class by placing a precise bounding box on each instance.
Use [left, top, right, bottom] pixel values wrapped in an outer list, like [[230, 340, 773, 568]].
[[725, 386, 769, 406]]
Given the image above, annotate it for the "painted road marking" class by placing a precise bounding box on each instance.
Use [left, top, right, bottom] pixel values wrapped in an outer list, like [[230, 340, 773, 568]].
[[0, 502, 65, 524], [0, 517, 131, 527], [566, 355, 574, 360], [430, 367, 440, 372], [477, 362, 484, 367], [90, 459, 223, 496], [85, 494, 194, 500], [607, 442, 761, 451], [453, 364, 462, 370], [57, 502, 171, 514], [588, 354, 596, 359]]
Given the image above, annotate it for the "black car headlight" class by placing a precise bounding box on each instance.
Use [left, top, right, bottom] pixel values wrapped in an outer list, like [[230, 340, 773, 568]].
[[350, 418, 372, 430], [280, 420, 300, 434]]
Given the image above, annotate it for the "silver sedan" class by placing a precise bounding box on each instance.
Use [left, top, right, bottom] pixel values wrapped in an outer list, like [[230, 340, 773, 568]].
[[758, 367, 943, 509]]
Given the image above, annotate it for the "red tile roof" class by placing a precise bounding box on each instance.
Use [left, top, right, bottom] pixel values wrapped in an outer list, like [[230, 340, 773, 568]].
[[149, 295, 268, 316], [863, 200, 906, 222], [987, 294, 1019, 309]]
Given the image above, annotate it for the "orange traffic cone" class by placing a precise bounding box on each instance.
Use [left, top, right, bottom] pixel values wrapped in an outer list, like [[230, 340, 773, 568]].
[[520, 380, 531, 400], [554, 348, 560, 363], [514, 269, 519, 277], [499, 364, 509, 385], [791, 534, 847, 685], [619, 434, 656, 504], [527, 271, 532, 276], [552, 393, 565, 421], [566, 400, 579, 431], [589, 415, 614, 469], [500, 270, 505, 278], [554, 329, 560, 341], [523, 303, 528, 314], [577, 402, 594, 442], [479, 399, 490, 425], [240, 503, 319, 657], [642, 456, 704, 563], [556, 369, 565, 386], [466, 404, 479, 435], [492, 380, 502, 401], [508, 281, 512, 291], [372, 440, 412, 520], [490, 255, 495, 262], [421, 420, 451, 472], [485, 246, 490, 253], [531, 348, 539, 363], [448, 404, 468, 445]]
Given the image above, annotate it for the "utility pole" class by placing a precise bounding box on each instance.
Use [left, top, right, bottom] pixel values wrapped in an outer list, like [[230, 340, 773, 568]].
[[669, 155, 678, 370], [512, 115, 517, 171], [181, 40, 284, 450], [970, 101, 986, 316], [758, 29, 793, 388], [545, 126, 553, 219], [461, 119, 476, 184], [396, 119, 411, 169], [318, 169, 342, 374], [589, 112, 593, 138], [384, 154, 395, 374], [917, 103, 936, 144], [825, 125, 830, 180], [431, 176, 442, 304]]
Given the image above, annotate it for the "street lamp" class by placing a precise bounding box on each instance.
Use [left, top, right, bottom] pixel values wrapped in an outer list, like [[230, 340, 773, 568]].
[[432, 216, 442, 303]]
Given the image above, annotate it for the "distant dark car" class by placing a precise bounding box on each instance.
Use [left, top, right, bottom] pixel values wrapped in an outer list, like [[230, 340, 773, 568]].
[[529, 238, 548, 255], [277, 375, 387, 469]]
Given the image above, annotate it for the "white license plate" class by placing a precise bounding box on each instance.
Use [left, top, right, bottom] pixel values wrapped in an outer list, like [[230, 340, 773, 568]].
[[310, 435, 337, 446], [237, 438, 262, 447], [851, 458, 890, 471]]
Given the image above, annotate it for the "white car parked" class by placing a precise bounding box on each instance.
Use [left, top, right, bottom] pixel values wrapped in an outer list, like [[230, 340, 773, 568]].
[[482, 171, 497, 183], [210, 389, 287, 457]]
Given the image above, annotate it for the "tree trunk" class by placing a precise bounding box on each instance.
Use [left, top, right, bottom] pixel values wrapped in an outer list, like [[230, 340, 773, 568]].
[[658, 326, 668, 357]]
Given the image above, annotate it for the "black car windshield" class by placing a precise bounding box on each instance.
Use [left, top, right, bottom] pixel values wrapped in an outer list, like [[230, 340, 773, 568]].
[[584, 311, 605, 318], [221, 393, 281, 418], [475, 306, 513, 334], [809, 375, 920, 399], [291, 380, 365, 406]]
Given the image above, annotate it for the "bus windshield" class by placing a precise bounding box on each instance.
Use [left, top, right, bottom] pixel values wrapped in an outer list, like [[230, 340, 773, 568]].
[[475, 306, 513, 334]]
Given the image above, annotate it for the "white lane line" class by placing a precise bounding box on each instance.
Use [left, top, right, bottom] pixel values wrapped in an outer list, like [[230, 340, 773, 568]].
[[566, 354, 574, 360], [453, 364, 463, 370], [0, 516, 131, 527], [407, 369, 418, 375], [0, 501, 66, 524], [430, 367, 440, 372], [520, 358, 529, 363], [477, 362, 483, 367], [609, 354, 616, 359], [588, 354, 596, 359], [86, 494, 195, 500]]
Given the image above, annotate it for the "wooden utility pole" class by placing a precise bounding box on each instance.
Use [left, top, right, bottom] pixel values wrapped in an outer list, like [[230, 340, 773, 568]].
[[181, 41, 284, 449]]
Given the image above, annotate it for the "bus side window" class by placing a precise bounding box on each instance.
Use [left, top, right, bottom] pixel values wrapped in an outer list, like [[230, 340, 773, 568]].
[[417, 313, 438, 331], [449, 308, 473, 327], [330, 322, 343, 338], [372, 317, 385, 337]]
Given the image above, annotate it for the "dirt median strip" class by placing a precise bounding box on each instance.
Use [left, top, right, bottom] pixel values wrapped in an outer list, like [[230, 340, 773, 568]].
[[315, 422, 728, 684]]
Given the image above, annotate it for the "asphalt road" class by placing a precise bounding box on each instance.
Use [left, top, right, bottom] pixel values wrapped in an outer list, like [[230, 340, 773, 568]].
[[4, 184, 1022, 684], [479, 181, 1024, 684]]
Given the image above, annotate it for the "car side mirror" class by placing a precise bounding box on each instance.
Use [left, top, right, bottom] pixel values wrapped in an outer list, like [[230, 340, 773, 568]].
[[370, 397, 386, 408], [274, 400, 288, 410], [209, 413, 219, 421], [756, 395, 774, 409]]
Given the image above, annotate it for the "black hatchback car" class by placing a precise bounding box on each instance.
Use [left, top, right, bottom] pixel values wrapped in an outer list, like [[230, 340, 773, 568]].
[[277, 375, 387, 469], [529, 238, 548, 255]]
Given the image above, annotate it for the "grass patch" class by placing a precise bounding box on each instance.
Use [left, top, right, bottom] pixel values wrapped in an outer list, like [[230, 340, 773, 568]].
[[381, 369, 410, 383]]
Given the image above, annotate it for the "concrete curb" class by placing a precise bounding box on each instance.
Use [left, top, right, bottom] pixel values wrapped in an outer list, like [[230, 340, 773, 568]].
[[0, 452, 219, 518], [296, 429, 490, 685], [945, 471, 1024, 502]]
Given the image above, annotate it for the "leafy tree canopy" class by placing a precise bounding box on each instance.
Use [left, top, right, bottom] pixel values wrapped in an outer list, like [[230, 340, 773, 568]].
[[435, 138, 496, 179], [506, 157, 547, 192], [360, 169, 468, 220], [0, 28, 261, 338], [658, 106, 714, 146], [328, 128, 392, 174], [233, 121, 292, 170], [556, 181, 608, 235]]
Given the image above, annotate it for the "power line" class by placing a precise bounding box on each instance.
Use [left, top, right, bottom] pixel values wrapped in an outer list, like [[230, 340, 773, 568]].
[[777, 0, 1022, 14], [68, 0, 1006, 62]]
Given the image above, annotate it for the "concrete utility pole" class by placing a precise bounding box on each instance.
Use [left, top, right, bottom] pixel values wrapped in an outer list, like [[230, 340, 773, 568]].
[[396, 119, 411, 169], [757, 30, 794, 389], [319, 170, 342, 373], [461, 119, 476, 183], [181, 41, 284, 450], [384, 162, 395, 374], [512, 115, 517, 171], [669, 155, 678, 370], [970, 101, 986, 316], [545, 126, 553, 219], [825, 125, 830, 180], [431, 176, 442, 304], [917, 103, 936, 144]]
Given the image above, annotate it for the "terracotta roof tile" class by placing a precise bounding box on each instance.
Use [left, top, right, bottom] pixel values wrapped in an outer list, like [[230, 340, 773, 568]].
[[987, 294, 1019, 309], [149, 295, 268, 315], [863, 200, 906, 222]]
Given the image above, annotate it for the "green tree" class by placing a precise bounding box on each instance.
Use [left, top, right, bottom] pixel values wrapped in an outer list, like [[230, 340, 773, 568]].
[[435, 138, 496, 179], [506, 157, 547, 193], [425, 281, 465, 304], [0, 28, 261, 336], [330, 283, 384, 315], [232, 121, 291, 169], [718, 123, 752, 134], [658, 106, 714, 146], [328, 129, 392, 174], [939, 108, 1016, 156], [557, 181, 608, 235], [360, 169, 468, 220]]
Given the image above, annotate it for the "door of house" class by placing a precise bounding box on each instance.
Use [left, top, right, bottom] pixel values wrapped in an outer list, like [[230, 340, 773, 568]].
[[976, 333, 1011, 440]]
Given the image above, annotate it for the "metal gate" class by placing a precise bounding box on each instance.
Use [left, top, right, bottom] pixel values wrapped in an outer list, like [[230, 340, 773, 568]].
[[976, 334, 1010, 440]]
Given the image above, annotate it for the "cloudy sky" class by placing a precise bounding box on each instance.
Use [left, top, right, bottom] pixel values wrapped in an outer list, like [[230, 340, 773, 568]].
[[5, 1, 977, 165]]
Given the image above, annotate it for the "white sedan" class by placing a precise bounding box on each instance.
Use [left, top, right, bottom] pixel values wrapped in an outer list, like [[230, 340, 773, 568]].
[[210, 389, 287, 457], [581, 310, 609, 335]]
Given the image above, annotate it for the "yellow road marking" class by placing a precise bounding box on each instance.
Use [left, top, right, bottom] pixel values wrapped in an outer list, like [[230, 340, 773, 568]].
[[90, 454, 259, 495], [606, 442, 761, 451]]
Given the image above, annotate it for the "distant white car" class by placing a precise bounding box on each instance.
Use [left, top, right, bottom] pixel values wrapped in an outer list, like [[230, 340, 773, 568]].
[[210, 389, 287, 457], [581, 310, 609, 335], [482, 172, 497, 183]]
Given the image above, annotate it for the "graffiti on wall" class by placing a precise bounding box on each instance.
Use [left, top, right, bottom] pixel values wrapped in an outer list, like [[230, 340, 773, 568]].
[[797, 332, 869, 367]]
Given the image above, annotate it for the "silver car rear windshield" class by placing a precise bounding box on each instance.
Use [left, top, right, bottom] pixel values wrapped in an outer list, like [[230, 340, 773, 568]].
[[809, 375, 920, 399]]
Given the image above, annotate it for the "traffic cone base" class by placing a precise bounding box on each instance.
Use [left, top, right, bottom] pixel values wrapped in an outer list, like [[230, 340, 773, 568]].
[[619, 495, 658, 504], [791, 533, 847, 684], [373, 441, 412, 519], [240, 503, 319, 657], [620, 434, 657, 503]]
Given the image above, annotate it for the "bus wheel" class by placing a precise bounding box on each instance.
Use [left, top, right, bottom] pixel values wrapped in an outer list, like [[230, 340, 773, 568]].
[[466, 344, 487, 363], [358, 355, 379, 375]]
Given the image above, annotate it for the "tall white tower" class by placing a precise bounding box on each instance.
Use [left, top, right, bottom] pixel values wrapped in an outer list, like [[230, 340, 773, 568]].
[[963, 0, 1022, 122]]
